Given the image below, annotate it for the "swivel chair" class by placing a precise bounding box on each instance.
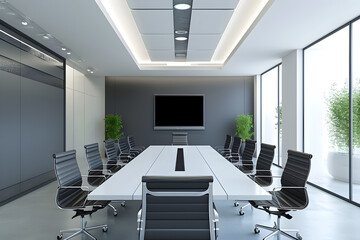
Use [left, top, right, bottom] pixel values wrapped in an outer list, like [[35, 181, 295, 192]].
[[250, 150, 312, 240], [137, 176, 219, 240], [54, 150, 109, 240]]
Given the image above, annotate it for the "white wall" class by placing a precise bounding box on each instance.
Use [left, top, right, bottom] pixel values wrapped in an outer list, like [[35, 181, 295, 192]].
[[66, 65, 105, 166], [281, 50, 303, 166]]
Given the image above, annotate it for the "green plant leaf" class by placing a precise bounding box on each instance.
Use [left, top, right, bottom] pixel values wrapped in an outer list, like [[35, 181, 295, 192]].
[[235, 114, 254, 140], [105, 114, 124, 140]]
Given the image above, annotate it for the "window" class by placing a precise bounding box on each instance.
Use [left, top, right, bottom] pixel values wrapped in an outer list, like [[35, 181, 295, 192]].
[[304, 16, 360, 205], [261, 64, 282, 165]]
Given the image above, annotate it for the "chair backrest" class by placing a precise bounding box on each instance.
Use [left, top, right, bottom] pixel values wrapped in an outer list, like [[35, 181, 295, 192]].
[[231, 136, 242, 154], [140, 176, 215, 240], [104, 139, 118, 160], [53, 150, 82, 187], [280, 150, 312, 208], [172, 132, 188, 145], [242, 139, 257, 160], [224, 134, 232, 149], [84, 143, 103, 171], [118, 136, 130, 153], [256, 143, 276, 171], [128, 135, 136, 149]]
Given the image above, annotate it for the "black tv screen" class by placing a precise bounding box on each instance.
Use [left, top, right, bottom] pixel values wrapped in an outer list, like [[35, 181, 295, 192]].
[[154, 95, 205, 130]]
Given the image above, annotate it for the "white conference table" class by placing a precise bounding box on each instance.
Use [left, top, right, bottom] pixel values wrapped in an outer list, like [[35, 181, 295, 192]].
[[88, 145, 271, 201]]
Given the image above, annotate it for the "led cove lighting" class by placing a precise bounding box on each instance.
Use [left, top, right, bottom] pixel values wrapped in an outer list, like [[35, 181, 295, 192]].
[[174, 4, 191, 10], [95, 0, 273, 70], [175, 37, 187, 41]]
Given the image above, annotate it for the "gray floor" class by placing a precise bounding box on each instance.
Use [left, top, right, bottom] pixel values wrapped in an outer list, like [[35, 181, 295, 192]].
[[1, 176, 360, 240]]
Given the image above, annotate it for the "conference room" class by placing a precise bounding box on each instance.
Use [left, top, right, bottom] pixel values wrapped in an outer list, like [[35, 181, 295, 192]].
[[1, 0, 360, 240]]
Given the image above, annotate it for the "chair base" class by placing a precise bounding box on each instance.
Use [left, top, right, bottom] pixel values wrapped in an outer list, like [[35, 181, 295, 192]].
[[233, 202, 251, 215], [58, 216, 108, 240], [254, 216, 302, 240]]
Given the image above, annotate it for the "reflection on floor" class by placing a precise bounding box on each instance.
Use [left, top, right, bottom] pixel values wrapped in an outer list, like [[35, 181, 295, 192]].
[[0, 176, 359, 240], [309, 171, 360, 203]]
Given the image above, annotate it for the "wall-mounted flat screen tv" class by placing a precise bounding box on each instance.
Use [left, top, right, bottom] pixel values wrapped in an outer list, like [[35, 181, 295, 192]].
[[154, 94, 205, 130]]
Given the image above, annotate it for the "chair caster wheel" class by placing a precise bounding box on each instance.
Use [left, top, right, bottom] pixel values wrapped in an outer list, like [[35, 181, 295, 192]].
[[121, 202, 126, 207], [254, 227, 260, 234], [57, 234, 63, 240], [102, 226, 108, 232], [239, 210, 244, 215], [113, 211, 118, 216], [296, 233, 302, 240], [234, 202, 239, 207]]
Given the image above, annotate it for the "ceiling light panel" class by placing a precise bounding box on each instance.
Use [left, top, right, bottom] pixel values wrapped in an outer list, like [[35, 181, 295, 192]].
[[147, 50, 175, 61], [192, 0, 239, 9], [190, 10, 234, 34], [187, 50, 215, 61], [131, 10, 173, 34], [126, 0, 173, 9], [141, 34, 174, 50], [187, 34, 222, 51]]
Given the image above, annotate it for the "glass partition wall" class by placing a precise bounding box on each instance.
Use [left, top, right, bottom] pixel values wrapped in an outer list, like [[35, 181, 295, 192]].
[[261, 64, 282, 166], [304, 17, 360, 205]]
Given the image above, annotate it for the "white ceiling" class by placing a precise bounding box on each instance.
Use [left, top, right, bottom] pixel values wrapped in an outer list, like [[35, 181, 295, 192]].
[[2, 0, 360, 77]]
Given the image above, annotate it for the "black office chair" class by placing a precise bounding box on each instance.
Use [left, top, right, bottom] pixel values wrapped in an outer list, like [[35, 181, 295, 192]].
[[54, 150, 109, 240], [214, 134, 232, 154], [172, 132, 188, 145], [84, 143, 125, 215], [235, 139, 257, 169], [104, 139, 133, 164], [235, 143, 276, 215], [128, 135, 146, 152], [224, 136, 242, 162], [137, 176, 219, 240], [118, 136, 140, 156], [250, 150, 312, 240]]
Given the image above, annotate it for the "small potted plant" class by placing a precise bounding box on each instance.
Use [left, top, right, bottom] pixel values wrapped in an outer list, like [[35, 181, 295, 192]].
[[327, 86, 360, 183], [235, 114, 254, 155], [105, 114, 124, 140]]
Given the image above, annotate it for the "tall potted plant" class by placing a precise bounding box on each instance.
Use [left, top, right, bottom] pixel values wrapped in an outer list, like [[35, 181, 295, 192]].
[[235, 114, 254, 155], [105, 114, 124, 140], [327, 86, 360, 183]]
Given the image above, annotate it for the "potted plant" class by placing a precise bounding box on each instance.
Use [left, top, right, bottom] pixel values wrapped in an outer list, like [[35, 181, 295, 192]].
[[327, 86, 360, 184], [235, 114, 254, 155], [105, 114, 124, 140]]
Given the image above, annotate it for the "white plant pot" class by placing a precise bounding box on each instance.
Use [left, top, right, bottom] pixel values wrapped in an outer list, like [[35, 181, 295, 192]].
[[327, 152, 360, 184]]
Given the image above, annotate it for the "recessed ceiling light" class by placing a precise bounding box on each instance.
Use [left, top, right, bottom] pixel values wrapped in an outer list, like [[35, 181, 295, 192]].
[[175, 30, 188, 35], [90, 71, 94, 74], [87, 69, 91, 72], [42, 35, 49, 39], [175, 37, 187, 41], [174, 4, 191, 10], [66, 52, 71, 55], [61, 47, 66, 51], [21, 21, 28, 26]]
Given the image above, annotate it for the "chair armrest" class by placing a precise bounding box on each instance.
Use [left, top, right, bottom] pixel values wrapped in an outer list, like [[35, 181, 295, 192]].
[[89, 169, 113, 175], [60, 185, 90, 191], [137, 209, 143, 231], [81, 175, 107, 181], [272, 186, 307, 191], [254, 175, 281, 178]]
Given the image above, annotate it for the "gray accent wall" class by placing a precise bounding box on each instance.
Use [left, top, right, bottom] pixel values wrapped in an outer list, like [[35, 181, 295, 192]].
[[0, 22, 65, 203], [106, 76, 254, 147]]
